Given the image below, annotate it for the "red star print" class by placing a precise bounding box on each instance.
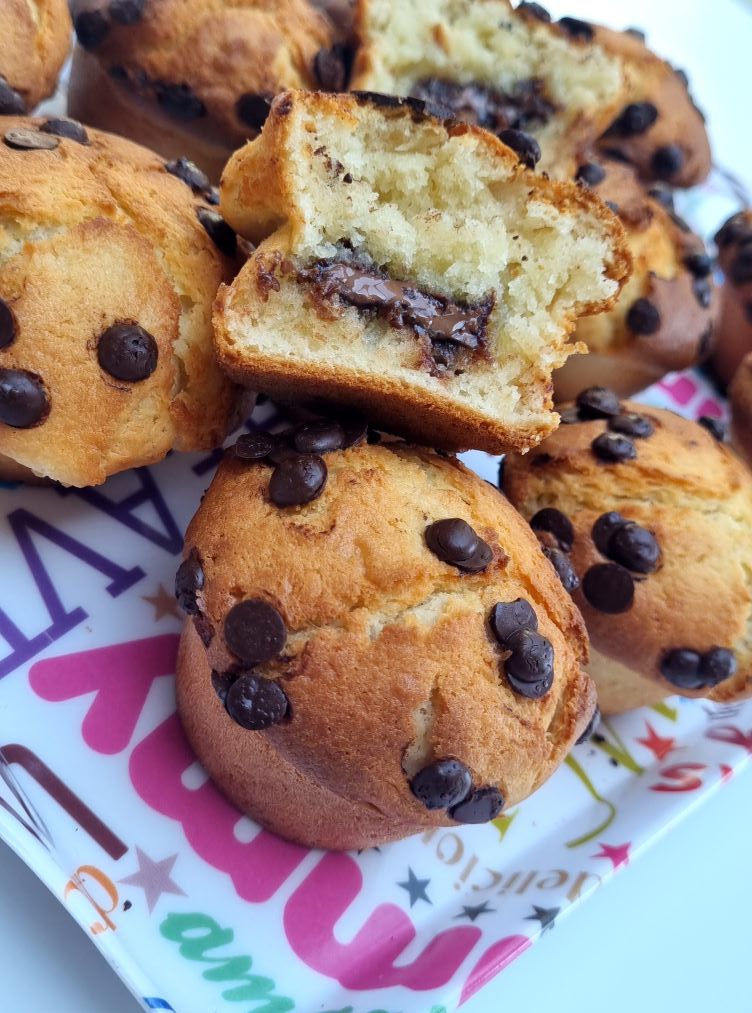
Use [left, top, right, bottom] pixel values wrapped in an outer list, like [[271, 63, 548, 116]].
[[720, 764, 734, 783], [592, 842, 630, 869], [637, 722, 677, 762]]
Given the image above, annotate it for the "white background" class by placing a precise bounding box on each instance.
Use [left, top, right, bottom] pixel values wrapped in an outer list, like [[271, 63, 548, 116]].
[[1, 1, 750, 1011]]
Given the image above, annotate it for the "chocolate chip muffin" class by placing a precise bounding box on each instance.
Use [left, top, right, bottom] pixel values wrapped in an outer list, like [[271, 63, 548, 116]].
[[351, 0, 711, 187], [0, 117, 239, 487], [503, 388, 752, 713], [555, 161, 717, 400], [67, 0, 339, 180], [216, 90, 629, 455], [712, 210, 752, 387], [731, 354, 752, 466], [175, 425, 595, 850], [0, 0, 71, 115]]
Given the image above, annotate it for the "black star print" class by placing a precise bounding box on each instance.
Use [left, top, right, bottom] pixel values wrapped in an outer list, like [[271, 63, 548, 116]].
[[397, 867, 432, 907], [525, 905, 560, 932], [455, 900, 495, 922]]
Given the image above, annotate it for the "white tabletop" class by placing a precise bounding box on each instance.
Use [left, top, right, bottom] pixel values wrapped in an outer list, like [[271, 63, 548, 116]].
[[2, 1, 750, 1011]]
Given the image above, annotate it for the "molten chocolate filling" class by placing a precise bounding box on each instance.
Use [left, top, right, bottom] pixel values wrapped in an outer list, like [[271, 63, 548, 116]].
[[409, 77, 556, 134], [298, 259, 494, 371]]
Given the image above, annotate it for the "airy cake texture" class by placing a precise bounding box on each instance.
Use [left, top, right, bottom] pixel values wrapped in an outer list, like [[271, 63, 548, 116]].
[[217, 90, 629, 453], [351, 0, 711, 187]]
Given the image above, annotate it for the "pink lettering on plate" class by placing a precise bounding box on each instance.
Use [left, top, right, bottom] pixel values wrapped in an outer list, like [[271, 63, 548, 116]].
[[283, 852, 481, 991], [29, 635, 181, 754]]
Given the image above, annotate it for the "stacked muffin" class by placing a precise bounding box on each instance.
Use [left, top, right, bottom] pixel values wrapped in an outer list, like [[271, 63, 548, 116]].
[[2, 0, 751, 850]]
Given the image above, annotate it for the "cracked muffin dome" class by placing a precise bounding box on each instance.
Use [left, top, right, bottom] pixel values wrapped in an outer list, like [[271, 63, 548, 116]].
[[0, 116, 239, 487], [351, 0, 711, 187], [67, 0, 340, 180], [174, 424, 595, 850], [503, 388, 752, 714], [216, 90, 629, 455], [555, 161, 718, 401], [731, 354, 752, 466], [0, 0, 71, 115], [712, 210, 752, 387]]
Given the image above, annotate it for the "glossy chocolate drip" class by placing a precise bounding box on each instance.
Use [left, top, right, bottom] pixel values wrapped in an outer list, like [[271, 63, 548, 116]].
[[409, 77, 556, 134], [298, 260, 494, 354]]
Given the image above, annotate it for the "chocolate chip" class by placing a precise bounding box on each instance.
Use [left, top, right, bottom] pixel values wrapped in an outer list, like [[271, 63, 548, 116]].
[[38, 118, 89, 146], [267, 431, 298, 465], [410, 758, 472, 810], [684, 252, 713, 278], [651, 144, 684, 180], [715, 213, 752, 248], [576, 386, 621, 419], [692, 278, 712, 308], [543, 547, 580, 592], [592, 512, 628, 555], [605, 200, 620, 215], [660, 648, 703, 688], [490, 599, 538, 644], [530, 507, 574, 551], [606, 102, 658, 137], [582, 563, 634, 613], [224, 599, 286, 664], [608, 522, 660, 574], [0, 76, 26, 115], [674, 67, 690, 88], [225, 673, 289, 730], [575, 161, 606, 186], [517, 2, 551, 21], [504, 629, 555, 698], [109, 0, 145, 24], [498, 128, 541, 169], [558, 16, 593, 40], [235, 431, 276, 460], [592, 432, 637, 463], [626, 297, 661, 335], [698, 416, 727, 442], [155, 83, 206, 120], [269, 454, 327, 507], [698, 323, 714, 359], [165, 157, 210, 193], [74, 9, 110, 48], [206, 186, 220, 206], [235, 93, 272, 131], [608, 412, 654, 439], [97, 323, 158, 382], [647, 183, 675, 210], [449, 785, 504, 823], [0, 299, 17, 348], [339, 412, 368, 447], [425, 518, 493, 573], [293, 420, 346, 454], [314, 46, 348, 92], [701, 647, 736, 685], [211, 670, 235, 705], [576, 706, 601, 745], [175, 550, 204, 614], [558, 405, 581, 425], [196, 208, 237, 257], [624, 26, 646, 41], [0, 368, 49, 428], [3, 128, 59, 152], [730, 245, 752, 285]]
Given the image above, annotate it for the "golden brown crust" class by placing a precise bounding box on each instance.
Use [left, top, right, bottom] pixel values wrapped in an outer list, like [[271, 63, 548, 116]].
[[0, 116, 239, 487], [713, 210, 752, 387], [67, 0, 336, 178], [176, 440, 595, 849], [590, 25, 710, 188], [504, 401, 752, 712], [556, 161, 717, 400], [731, 354, 752, 467], [0, 0, 71, 111]]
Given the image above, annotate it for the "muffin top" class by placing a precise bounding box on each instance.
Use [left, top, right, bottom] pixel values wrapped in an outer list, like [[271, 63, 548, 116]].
[[0, 117, 238, 486], [504, 390, 752, 703], [0, 0, 72, 113]]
